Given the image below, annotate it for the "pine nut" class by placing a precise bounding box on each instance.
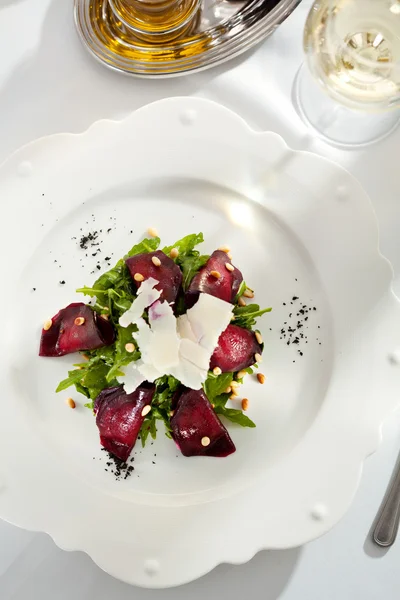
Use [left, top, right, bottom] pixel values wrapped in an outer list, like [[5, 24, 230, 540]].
[[141, 405, 151, 417], [43, 319, 52, 331], [151, 256, 161, 267], [257, 373, 266, 384], [66, 397, 76, 409], [147, 227, 158, 238], [134, 273, 144, 282]]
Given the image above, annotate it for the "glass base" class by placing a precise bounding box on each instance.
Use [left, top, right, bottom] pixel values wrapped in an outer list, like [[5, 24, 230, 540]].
[[293, 64, 400, 148]]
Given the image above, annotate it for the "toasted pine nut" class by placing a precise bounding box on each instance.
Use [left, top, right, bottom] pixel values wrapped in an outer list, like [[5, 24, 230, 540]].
[[230, 393, 239, 400], [43, 319, 52, 331], [134, 273, 144, 282], [243, 289, 254, 298], [210, 270, 221, 279], [255, 353, 262, 363], [238, 297, 246, 307], [225, 262, 234, 272], [213, 366, 222, 376], [151, 256, 161, 267], [237, 370, 247, 379], [218, 245, 230, 253], [257, 373, 266, 384], [101, 314, 109, 320], [170, 410, 175, 417], [255, 331, 263, 345], [201, 436, 210, 447], [170, 247, 179, 259], [225, 386, 232, 394], [227, 252, 233, 259], [231, 380, 240, 389], [66, 397, 76, 409], [147, 227, 158, 238], [141, 405, 151, 417], [125, 343, 135, 353], [241, 398, 249, 411], [82, 353, 89, 361], [74, 317, 85, 326]]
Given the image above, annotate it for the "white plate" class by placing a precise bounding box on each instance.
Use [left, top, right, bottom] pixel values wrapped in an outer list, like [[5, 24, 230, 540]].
[[0, 98, 399, 588]]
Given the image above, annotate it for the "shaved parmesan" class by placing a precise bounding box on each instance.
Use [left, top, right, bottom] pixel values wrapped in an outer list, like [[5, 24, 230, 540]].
[[117, 366, 146, 394], [147, 300, 180, 370], [119, 277, 160, 328], [186, 293, 233, 353], [118, 292, 234, 394]]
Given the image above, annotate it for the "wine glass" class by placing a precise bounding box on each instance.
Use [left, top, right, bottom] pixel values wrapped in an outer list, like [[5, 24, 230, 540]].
[[294, 0, 400, 147]]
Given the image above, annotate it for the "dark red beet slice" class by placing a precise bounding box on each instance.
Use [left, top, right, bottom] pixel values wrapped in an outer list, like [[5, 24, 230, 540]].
[[125, 251, 182, 305], [171, 388, 235, 457], [185, 250, 243, 308], [39, 303, 115, 357], [210, 324, 262, 373], [94, 383, 156, 461]]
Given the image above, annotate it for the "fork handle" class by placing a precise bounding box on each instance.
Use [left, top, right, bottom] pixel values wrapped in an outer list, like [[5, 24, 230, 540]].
[[373, 461, 400, 547]]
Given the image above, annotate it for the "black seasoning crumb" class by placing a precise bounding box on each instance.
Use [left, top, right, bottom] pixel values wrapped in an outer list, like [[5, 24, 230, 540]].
[[79, 231, 99, 250], [96, 265, 101, 270], [152, 461, 156, 465], [32, 287, 36, 291], [59, 280, 65, 285], [101, 449, 135, 481], [292, 296, 299, 301]]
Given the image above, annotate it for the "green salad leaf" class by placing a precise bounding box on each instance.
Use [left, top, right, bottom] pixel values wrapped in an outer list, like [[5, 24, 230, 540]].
[[215, 406, 256, 428], [163, 232, 209, 291], [203, 371, 255, 428], [233, 303, 272, 330], [139, 375, 180, 447], [76, 237, 160, 319]]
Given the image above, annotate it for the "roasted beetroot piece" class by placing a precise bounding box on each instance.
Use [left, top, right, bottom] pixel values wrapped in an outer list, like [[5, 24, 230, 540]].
[[185, 250, 243, 308], [39, 303, 115, 357], [171, 389, 236, 458], [94, 383, 156, 461], [210, 324, 262, 373], [125, 251, 182, 305]]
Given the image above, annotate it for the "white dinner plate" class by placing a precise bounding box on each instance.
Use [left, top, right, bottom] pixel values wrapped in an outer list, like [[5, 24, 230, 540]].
[[0, 98, 399, 588]]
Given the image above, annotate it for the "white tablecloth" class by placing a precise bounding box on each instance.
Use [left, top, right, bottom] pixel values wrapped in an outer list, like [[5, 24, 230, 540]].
[[1, 1, 400, 598]]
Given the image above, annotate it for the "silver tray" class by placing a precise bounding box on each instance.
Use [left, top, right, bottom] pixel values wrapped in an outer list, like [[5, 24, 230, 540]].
[[74, 0, 302, 77]]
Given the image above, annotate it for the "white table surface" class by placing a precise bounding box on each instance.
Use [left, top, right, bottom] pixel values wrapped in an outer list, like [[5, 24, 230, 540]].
[[1, 1, 400, 598]]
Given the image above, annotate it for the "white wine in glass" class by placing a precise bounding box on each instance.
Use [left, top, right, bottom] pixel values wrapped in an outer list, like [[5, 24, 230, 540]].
[[295, 0, 400, 146]]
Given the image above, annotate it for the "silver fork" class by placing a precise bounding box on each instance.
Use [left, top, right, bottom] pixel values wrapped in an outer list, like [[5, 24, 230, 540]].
[[373, 456, 400, 547]]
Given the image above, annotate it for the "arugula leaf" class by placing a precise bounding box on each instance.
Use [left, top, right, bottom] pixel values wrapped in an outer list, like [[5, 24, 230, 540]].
[[233, 303, 272, 329], [105, 324, 140, 382], [56, 368, 87, 393], [203, 372, 233, 403], [163, 232, 209, 291], [236, 280, 247, 299], [215, 406, 256, 428], [179, 254, 209, 291], [126, 237, 160, 258], [77, 237, 160, 318], [138, 375, 180, 447], [81, 362, 114, 400], [162, 232, 204, 256]]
